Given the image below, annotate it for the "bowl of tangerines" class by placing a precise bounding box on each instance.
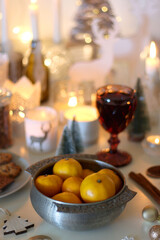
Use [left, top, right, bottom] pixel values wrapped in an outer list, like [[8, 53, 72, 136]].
[[26, 154, 136, 230]]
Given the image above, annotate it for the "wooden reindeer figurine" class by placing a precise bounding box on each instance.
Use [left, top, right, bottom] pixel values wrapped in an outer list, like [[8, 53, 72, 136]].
[[30, 122, 52, 152], [69, 18, 119, 89]]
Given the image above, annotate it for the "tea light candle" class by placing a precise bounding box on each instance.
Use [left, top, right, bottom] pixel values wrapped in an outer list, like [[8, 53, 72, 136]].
[[29, 0, 39, 40], [146, 135, 160, 147], [24, 106, 58, 153], [145, 41, 159, 78], [142, 135, 160, 156], [64, 106, 99, 145]]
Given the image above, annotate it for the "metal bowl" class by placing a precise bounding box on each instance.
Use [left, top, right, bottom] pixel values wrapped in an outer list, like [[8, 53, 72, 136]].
[[26, 154, 136, 231]]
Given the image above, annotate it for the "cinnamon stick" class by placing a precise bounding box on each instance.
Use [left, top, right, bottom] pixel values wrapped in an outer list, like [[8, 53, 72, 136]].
[[129, 171, 160, 204], [138, 173, 160, 197]]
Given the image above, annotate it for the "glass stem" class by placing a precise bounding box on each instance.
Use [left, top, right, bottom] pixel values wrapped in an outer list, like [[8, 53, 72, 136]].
[[108, 134, 120, 153]]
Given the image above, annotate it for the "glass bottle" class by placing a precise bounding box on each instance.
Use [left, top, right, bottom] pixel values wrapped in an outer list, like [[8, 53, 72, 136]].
[[25, 40, 49, 103], [0, 88, 12, 148]]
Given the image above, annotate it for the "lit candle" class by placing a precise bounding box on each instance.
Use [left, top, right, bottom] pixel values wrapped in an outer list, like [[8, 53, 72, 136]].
[[1, 0, 9, 44], [24, 106, 58, 153], [29, 0, 39, 41], [142, 135, 160, 156], [146, 135, 160, 147], [64, 106, 99, 145], [145, 41, 159, 78], [54, 92, 78, 123], [53, 0, 61, 43]]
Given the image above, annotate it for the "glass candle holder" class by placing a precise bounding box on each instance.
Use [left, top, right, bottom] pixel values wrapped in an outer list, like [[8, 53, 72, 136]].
[[142, 135, 160, 156], [24, 106, 58, 153], [0, 88, 12, 148]]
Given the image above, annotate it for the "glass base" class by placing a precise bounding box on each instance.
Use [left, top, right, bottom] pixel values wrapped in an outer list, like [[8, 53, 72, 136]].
[[97, 149, 132, 167]]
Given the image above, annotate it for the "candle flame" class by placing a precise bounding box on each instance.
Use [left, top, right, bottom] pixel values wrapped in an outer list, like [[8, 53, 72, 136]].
[[31, 0, 37, 3], [149, 41, 157, 59], [68, 96, 77, 107], [29, 0, 38, 10], [155, 138, 160, 144], [19, 111, 25, 118], [44, 58, 52, 67], [20, 32, 32, 43]]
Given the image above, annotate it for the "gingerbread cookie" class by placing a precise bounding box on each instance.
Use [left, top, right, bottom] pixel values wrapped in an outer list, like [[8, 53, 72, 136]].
[[0, 175, 14, 191], [0, 153, 12, 165], [0, 162, 22, 178]]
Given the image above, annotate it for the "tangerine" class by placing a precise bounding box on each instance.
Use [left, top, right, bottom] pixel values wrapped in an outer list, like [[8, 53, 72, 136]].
[[53, 158, 83, 180], [82, 169, 95, 179], [80, 172, 116, 203], [98, 169, 122, 192], [62, 176, 83, 197], [52, 192, 82, 204], [35, 174, 63, 197]]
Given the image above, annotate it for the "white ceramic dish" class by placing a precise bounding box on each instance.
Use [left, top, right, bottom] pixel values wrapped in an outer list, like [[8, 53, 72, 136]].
[[0, 151, 31, 198]]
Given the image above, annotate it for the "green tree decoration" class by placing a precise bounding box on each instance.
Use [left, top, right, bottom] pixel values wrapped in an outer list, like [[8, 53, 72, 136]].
[[55, 125, 76, 156], [71, 117, 84, 153], [70, 0, 115, 56], [128, 78, 150, 142]]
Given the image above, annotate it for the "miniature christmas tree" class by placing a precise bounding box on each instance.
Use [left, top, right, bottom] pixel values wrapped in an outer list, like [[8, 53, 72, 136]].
[[55, 125, 76, 156], [70, 0, 114, 50], [128, 78, 150, 141], [70, 117, 84, 153]]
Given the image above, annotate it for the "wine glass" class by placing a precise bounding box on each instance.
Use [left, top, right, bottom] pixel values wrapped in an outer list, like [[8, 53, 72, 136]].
[[96, 84, 137, 167]]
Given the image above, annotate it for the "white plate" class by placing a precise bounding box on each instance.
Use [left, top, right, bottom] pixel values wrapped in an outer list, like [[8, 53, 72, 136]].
[[0, 151, 31, 198]]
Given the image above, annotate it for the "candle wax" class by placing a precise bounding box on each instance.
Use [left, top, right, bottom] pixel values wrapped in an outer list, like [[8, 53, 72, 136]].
[[145, 41, 159, 77], [65, 106, 98, 122], [29, 2, 39, 40], [53, 0, 61, 43], [145, 57, 159, 76]]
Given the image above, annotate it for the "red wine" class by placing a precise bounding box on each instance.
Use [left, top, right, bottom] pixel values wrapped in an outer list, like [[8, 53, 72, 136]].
[[96, 86, 137, 134]]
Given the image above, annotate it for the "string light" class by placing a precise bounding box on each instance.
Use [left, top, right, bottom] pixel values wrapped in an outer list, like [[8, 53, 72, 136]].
[[19, 106, 24, 111], [9, 110, 13, 116], [104, 34, 109, 39], [116, 16, 122, 22], [18, 111, 25, 118], [84, 34, 92, 44], [13, 27, 20, 34], [76, 0, 82, 6], [101, 6, 108, 12], [44, 58, 52, 67], [93, 8, 99, 15]]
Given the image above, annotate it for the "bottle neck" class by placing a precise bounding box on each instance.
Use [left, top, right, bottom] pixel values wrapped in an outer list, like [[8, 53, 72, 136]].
[[30, 40, 43, 61], [31, 40, 40, 49]]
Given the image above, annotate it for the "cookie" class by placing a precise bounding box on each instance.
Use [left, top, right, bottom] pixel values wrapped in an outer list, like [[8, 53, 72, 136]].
[[0, 153, 12, 165], [0, 175, 14, 191], [0, 162, 22, 178]]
